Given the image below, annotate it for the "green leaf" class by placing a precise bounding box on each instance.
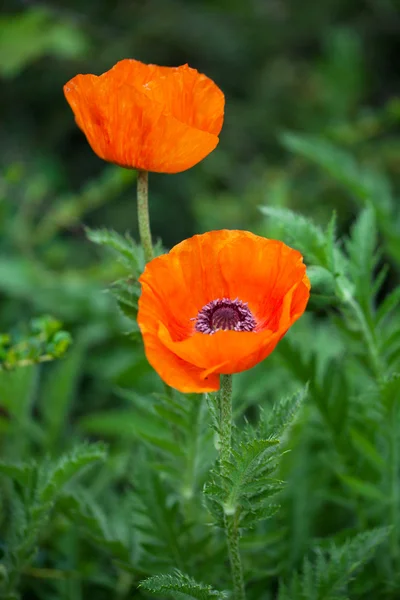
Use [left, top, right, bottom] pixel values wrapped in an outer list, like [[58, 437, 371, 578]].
[[376, 285, 400, 326], [57, 491, 131, 562], [133, 469, 190, 572], [279, 528, 389, 600], [347, 206, 376, 265], [38, 443, 107, 504], [86, 227, 144, 274], [345, 205, 378, 305], [40, 341, 85, 451], [140, 570, 227, 599], [307, 266, 336, 296], [205, 434, 282, 529], [226, 438, 280, 508], [0, 366, 37, 420], [324, 212, 338, 272], [280, 132, 393, 212], [339, 474, 388, 502], [264, 385, 308, 438], [111, 278, 141, 323], [315, 528, 389, 598], [379, 373, 400, 412], [0, 446, 106, 593], [260, 206, 327, 266], [349, 428, 384, 470], [281, 132, 364, 196], [79, 409, 168, 442], [0, 461, 35, 487]]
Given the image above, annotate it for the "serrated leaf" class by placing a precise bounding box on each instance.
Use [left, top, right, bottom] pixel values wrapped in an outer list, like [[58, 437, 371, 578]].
[[264, 385, 308, 438], [324, 211, 339, 274], [38, 443, 107, 504], [205, 433, 281, 530], [345, 206, 377, 299], [86, 227, 144, 274], [315, 528, 389, 598], [140, 570, 227, 599], [227, 438, 280, 505], [279, 528, 389, 600], [239, 503, 281, 529], [260, 206, 327, 266], [111, 278, 141, 322], [132, 469, 189, 572]]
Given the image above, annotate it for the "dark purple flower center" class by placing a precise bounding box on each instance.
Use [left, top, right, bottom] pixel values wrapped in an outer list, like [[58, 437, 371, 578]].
[[194, 298, 256, 334]]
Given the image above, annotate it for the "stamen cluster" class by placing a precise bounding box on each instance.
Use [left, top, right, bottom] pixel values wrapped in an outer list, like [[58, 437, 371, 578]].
[[194, 298, 256, 334]]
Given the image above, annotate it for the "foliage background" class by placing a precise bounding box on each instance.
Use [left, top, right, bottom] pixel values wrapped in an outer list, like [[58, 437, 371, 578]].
[[0, 0, 399, 599]]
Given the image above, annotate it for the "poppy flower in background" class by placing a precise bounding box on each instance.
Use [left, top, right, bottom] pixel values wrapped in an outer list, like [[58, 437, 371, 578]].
[[138, 230, 310, 393], [63, 59, 225, 173]]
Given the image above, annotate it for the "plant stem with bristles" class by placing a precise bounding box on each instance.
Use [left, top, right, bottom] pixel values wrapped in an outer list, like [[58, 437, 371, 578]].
[[137, 170, 154, 263], [219, 374, 246, 600]]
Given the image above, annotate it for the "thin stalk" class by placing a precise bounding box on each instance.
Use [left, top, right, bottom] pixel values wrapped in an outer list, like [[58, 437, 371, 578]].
[[137, 170, 175, 403], [137, 170, 154, 263], [219, 374, 233, 465], [219, 374, 246, 600]]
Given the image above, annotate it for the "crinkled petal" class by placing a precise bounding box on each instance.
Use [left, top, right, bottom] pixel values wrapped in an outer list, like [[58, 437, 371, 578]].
[[156, 281, 303, 377], [141, 331, 220, 393], [63, 59, 224, 173], [137, 230, 311, 392]]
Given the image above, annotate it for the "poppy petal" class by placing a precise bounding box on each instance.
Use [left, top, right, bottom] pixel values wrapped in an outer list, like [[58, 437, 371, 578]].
[[157, 280, 304, 376], [141, 331, 220, 393], [138, 230, 310, 392], [64, 59, 225, 173], [158, 323, 276, 374], [214, 232, 307, 326]]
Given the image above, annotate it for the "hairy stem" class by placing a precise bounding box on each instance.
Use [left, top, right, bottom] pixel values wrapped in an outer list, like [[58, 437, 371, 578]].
[[137, 170, 154, 263], [219, 374, 246, 600], [219, 374, 233, 465]]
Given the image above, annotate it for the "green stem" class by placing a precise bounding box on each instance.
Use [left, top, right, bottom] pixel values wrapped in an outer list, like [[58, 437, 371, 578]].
[[136, 172, 176, 403], [224, 511, 246, 600], [137, 170, 154, 263], [219, 374, 233, 466], [219, 374, 246, 600]]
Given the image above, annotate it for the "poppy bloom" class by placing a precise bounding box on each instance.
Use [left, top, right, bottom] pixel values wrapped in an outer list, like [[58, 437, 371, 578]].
[[138, 230, 310, 393], [63, 59, 224, 173]]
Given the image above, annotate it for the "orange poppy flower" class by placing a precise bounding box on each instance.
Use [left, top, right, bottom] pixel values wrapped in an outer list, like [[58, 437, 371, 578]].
[[138, 230, 310, 393], [63, 59, 225, 173]]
